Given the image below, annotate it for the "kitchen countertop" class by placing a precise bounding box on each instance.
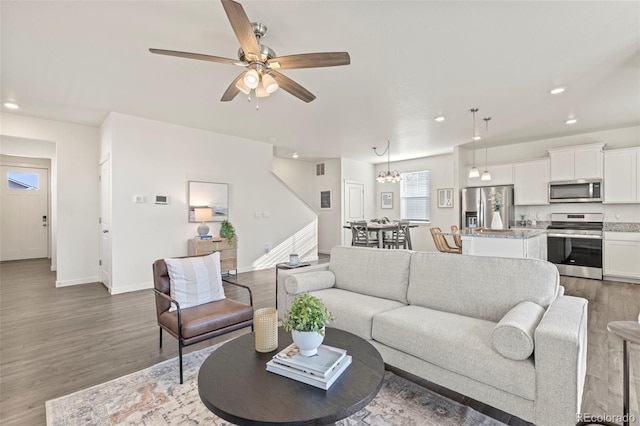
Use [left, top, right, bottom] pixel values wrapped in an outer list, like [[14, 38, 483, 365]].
[[440, 228, 547, 239]]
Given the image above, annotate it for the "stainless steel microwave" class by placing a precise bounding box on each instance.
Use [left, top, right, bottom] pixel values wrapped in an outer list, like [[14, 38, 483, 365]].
[[549, 180, 602, 203]]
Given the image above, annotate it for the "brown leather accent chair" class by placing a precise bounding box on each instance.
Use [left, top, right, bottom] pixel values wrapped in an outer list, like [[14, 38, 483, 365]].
[[152, 257, 254, 383], [430, 227, 462, 254]]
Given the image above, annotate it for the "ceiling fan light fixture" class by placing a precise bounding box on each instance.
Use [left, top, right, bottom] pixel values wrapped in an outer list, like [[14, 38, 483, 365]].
[[235, 79, 251, 95], [262, 74, 279, 94], [255, 83, 269, 98], [243, 69, 259, 89]]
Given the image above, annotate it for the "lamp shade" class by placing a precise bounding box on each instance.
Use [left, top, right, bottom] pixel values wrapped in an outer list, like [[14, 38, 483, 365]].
[[235, 78, 251, 95], [468, 167, 480, 178], [194, 207, 213, 223], [255, 83, 269, 98], [243, 69, 259, 89], [262, 74, 279, 94]]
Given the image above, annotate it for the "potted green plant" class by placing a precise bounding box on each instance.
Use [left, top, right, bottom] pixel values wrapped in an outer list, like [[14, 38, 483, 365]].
[[283, 293, 334, 356], [219, 220, 236, 243]]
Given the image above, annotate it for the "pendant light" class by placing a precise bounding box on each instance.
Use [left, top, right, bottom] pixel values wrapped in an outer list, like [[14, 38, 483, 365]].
[[481, 117, 492, 181], [468, 108, 480, 178], [373, 141, 401, 183]]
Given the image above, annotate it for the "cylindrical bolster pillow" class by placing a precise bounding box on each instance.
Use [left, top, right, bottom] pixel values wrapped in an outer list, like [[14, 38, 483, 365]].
[[284, 271, 336, 295], [492, 301, 545, 361]]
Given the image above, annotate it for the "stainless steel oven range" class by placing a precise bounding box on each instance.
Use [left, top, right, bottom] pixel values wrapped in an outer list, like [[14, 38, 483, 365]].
[[547, 213, 603, 280]]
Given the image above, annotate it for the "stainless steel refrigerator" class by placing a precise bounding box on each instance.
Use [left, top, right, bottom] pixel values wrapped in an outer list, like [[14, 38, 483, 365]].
[[460, 185, 514, 229]]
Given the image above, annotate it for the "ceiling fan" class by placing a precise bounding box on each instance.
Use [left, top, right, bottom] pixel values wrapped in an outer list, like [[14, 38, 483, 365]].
[[149, 0, 351, 103]]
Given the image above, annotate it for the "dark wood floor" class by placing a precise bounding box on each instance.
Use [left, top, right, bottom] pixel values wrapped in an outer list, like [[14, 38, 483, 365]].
[[1, 258, 638, 425]]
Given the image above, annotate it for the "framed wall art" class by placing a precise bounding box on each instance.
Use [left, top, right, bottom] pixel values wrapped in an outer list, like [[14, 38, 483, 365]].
[[320, 190, 332, 210], [381, 192, 393, 209], [188, 181, 229, 222], [437, 188, 454, 208]]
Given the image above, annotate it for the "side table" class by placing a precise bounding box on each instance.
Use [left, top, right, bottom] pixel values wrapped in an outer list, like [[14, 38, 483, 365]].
[[607, 321, 640, 426], [275, 262, 311, 309]]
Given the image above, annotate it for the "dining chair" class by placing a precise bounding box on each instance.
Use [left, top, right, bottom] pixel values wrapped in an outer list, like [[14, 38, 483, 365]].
[[450, 225, 463, 249], [429, 227, 462, 254], [350, 221, 379, 247], [384, 221, 412, 249]]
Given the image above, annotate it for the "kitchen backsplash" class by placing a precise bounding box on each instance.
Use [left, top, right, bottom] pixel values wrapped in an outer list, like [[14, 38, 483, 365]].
[[604, 222, 640, 232], [515, 203, 640, 224]]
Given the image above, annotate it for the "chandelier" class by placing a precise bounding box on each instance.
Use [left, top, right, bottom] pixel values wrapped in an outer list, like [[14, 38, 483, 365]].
[[373, 141, 401, 183]]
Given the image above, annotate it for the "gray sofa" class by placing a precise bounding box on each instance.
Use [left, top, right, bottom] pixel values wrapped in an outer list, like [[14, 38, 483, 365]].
[[277, 246, 588, 426]]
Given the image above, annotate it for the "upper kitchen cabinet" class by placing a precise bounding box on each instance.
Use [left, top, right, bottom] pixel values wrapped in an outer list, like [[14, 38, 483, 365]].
[[548, 143, 604, 181], [514, 158, 550, 205], [466, 164, 514, 187], [604, 147, 640, 203]]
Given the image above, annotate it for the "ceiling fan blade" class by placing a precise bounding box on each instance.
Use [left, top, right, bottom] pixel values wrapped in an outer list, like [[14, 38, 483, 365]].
[[271, 71, 316, 103], [221, 0, 261, 62], [221, 73, 245, 102], [268, 52, 350, 70], [149, 48, 242, 65]]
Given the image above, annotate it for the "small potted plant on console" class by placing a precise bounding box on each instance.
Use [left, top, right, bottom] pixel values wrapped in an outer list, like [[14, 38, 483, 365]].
[[283, 293, 334, 356]]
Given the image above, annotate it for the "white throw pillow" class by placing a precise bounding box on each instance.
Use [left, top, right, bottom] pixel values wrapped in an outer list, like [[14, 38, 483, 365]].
[[164, 252, 225, 312], [492, 301, 545, 361]]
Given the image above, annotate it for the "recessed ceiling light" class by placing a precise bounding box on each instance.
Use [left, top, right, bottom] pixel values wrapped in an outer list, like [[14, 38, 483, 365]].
[[3, 102, 19, 109], [292, 152, 299, 159], [473, 135, 482, 141], [434, 115, 445, 122], [565, 118, 578, 125], [550, 86, 567, 95]]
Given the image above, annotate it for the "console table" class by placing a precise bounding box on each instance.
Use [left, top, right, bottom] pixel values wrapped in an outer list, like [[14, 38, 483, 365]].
[[188, 237, 237, 275]]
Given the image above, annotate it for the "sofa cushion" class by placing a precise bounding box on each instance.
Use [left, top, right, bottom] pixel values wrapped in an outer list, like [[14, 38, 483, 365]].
[[493, 301, 545, 361], [164, 252, 225, 311], [329, 246, 412, 303], [309, 288, 406, 340], [372, 305, 536, 401], [407, 252, 558, 322], [284, 271, 335, 294]]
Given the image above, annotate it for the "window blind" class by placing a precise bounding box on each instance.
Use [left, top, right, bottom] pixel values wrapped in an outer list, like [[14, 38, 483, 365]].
[[400, 170, 430, 221]]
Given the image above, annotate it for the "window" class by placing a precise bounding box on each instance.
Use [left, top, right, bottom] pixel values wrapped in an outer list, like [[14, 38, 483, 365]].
[[400, 170, 430, 221], [7, 171, 39, 190]]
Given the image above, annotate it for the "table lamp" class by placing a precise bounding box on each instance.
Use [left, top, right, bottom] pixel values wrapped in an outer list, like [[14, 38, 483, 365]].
[[194, 208, 213, 237]]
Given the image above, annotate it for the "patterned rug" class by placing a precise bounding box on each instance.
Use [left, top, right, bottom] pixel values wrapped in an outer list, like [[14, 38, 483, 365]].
[[46, 341, 506, 426]]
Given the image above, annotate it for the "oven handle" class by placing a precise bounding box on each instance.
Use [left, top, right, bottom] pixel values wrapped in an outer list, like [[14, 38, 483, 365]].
[[547, 233, 602, 240]]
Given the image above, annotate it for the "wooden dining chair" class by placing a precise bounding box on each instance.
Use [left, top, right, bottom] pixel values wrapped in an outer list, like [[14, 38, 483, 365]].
[[429, 227, 462, 254], [384, 221, 412, 249], [350, 221, 379, 247], [450, 225, 463, 249]]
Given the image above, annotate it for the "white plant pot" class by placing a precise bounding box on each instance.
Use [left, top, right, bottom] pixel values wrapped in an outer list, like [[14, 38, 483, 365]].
[[491, 212, 504, 230], [291, 328, 325, 357]]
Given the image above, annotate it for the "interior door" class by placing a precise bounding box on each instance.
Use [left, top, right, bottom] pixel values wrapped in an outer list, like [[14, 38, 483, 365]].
[[343, 181, 364, 245], [99, 159, 111, 289], [0, 166, 49, 260]]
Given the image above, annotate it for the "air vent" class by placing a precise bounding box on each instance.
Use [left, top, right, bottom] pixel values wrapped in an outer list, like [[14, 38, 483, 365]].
[[316, 163, 325, 176]]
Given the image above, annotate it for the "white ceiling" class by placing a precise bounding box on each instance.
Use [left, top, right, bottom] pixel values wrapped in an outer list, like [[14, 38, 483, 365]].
[[2, 1, 639, 164]]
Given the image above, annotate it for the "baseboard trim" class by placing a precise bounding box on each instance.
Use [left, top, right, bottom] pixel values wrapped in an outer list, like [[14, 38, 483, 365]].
[[108, 281, 152, 295], [55, 276, 99, 287]]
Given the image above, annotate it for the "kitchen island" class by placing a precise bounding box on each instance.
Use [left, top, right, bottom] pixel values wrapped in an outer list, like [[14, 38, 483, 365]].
[[442, 228, 547, 259]]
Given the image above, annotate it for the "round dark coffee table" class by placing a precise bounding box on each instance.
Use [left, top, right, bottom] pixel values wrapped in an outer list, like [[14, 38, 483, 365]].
[[198, 327, 384, 425]]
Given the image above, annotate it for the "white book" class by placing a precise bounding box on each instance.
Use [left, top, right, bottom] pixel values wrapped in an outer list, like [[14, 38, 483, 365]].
[[266, 355, 352, 390], [272, 343, 347, 378]]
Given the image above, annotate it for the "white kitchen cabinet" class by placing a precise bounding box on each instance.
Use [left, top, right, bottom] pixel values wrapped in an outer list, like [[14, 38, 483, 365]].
[[514, 159, 550, 205], [604, 147, 640, 203], [604, 232, 640, 281], [466, 163, 514, 187], [548, 143, 604, 181], [461, 232, 546, 259]]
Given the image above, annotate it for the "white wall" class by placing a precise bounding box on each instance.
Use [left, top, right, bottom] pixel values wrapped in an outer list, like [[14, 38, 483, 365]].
[[0, 113, 99, 286], [272, 156, 315, 207], [374, 152, 458, 252], [103, 113, 318, 294]]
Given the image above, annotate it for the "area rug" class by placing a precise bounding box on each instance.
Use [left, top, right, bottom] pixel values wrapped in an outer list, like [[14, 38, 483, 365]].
[[46, 342, 506, 426]]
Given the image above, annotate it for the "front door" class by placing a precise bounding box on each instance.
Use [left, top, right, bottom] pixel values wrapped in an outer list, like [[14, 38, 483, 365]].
[[343, 181, 364, 245], [0, 165, 49, 260]]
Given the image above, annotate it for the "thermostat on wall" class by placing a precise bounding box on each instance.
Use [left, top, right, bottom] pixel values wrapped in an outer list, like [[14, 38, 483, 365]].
[[155, 195, 169, 205]]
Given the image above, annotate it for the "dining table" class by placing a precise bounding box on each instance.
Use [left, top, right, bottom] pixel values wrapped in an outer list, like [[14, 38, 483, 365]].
[[343, 222, 416, 249]]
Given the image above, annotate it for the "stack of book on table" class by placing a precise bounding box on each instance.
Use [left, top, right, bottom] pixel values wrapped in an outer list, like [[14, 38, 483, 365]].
[[266, 343, 352, 390]]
